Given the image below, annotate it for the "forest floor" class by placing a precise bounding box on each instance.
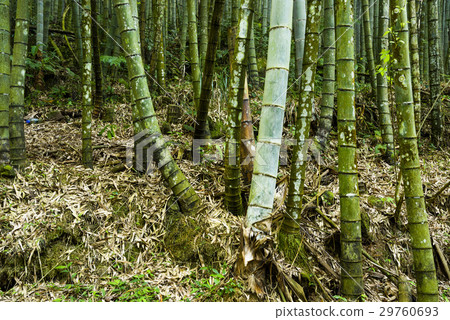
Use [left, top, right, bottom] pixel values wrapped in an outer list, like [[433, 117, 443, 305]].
[[0, 81, 449, 302]]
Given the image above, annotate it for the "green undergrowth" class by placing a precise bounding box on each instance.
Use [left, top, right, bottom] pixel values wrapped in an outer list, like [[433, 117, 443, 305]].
[[49, 272, 168, 302], [181, 264, 243, 302]]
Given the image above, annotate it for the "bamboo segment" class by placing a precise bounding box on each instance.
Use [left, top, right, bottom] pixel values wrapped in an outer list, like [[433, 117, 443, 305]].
[[187, 0, 201, 109], [81, 0, 93, 168], [194, 0, 225, 140], [316, 0, 335, 149], [336, 0, 364, 300], [293, 0, 306, 78], [283, 0, 322, 235], [0, 0, 10, 164], [407, 0, 421, 132], [362, 0, 377, 92], [9, 0, 29, 168], [199, 0, 209, 70], [428, 0, 443, 146], [391, 0, 439, 301], [246, 0, 293, 231], [376, 0, 395, 164], [248, 27, 259, 87]]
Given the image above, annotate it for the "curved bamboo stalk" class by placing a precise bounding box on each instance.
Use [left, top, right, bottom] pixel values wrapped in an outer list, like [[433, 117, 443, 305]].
[[114, 0, 201, 213]]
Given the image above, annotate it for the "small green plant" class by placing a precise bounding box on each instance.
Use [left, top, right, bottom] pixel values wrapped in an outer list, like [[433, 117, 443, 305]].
[[55, 262, 77, 281], [108, 275, 167, 302], [383, 197, 395, 204], [185, 265, 243, 301], [442, 288, 450, 302], [374, 144, 387, 154], [333, 295, 348, 302], [100, 55, 126, 69], [98, 124, 116, 139]]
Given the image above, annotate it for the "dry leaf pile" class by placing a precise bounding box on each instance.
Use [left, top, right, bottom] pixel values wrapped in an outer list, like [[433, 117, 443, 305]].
[[0, 85, 449, 302]]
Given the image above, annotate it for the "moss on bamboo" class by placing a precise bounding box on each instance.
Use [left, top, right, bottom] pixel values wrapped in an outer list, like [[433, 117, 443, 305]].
[[336, 0, 364, 300]]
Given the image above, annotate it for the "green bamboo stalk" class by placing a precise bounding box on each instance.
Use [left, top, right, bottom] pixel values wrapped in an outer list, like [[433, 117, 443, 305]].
[[9, 0, 30, 168], [245, 0, 293, 231], [36, 0, 44, 51], [199, 0, 209, 70], [187, 0, 201, 109], [139, 0, 148, 62], [336, 0, 364, 300], [446, 0, 450, 73], [390, 0, 439, 301], [169, 0, 177, 31], [53, 0, 59, 23], [43, 0, 50, 46], [420, 0, 430, 83], [407, 0, 421, 133], [362, 0, 377, 92], [373, 0, 379, 60], [293, 0, 306, 78], [0, 0, 10, 164], [355, 0, 361, 65], [428, 0, 443, 146], [316, 0, 335, 149], [155, 0, 166, 88], [439, 0, 445, 71], [130, 0, 140, 43], [261, 0, 268, 35], [92, 0, 104, 110], [232, 0, 240, 27], [193, 0, 225, 140], [359, 2, 366, 85], [248, 26, 259, 87], [180, 0, 188, 72], [104, 0, 115, 56], [376, 0, 395, 164], [81, 0, 93, 168], [72, 0, 83, 67], [114, 0, 201, 213], [282, 0, 322, 240], [224, 0, 255, 215]]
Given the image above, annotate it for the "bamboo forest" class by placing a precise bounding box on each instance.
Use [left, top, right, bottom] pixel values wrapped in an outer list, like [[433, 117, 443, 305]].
[[0, 0, 450, 303]]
